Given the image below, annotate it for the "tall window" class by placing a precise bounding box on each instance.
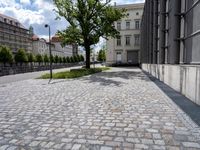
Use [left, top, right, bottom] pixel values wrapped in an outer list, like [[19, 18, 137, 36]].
[[117, 36, 121, 46], [135, 20, 140, 29], [125, 36, 131, 46], [134, 34, 140, 45], [126, 21, 130, 29], [117, 22, 121, 30]]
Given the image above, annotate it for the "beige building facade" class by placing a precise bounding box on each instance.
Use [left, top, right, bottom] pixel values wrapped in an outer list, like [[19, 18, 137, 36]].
[[0, 13, 32, 53], [106, 3, 144, 66], [32, 34, 76, 57]]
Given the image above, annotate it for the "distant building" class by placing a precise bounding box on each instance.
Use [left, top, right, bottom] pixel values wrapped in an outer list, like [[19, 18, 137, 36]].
[[32, 35, 48, 55], [32, 34, 78, 57], [106, 3, 144, 66], [51, 35, 74, 57], [0, 13, 32, 53]]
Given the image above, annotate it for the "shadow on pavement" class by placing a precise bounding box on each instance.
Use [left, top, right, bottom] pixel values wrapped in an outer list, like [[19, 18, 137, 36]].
[[81, 70, 151, 87], [144, 71, 200, 127]]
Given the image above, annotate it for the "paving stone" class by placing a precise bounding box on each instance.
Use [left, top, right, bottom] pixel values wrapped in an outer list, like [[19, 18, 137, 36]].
[[0, 67, 200, 149], [182, 142, 200, 148], [100, 146, 112, 150], [71, 144, 81, 150]]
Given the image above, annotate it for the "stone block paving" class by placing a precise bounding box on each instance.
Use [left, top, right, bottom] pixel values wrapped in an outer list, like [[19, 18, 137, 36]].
[[0, 67, 200, 150]]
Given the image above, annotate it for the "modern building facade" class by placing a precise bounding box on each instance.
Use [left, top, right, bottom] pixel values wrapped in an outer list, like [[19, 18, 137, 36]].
[[141, 0, 200, 106], [0, 13, 32, 53], [106, 3, 144, 66], [141, 0, 200, 64]]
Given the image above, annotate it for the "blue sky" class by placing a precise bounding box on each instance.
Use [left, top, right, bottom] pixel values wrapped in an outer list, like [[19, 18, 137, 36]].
[[0, 0, 144, 50]]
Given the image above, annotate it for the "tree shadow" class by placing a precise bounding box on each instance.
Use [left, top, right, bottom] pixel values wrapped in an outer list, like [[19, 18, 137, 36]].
[[80, 69, 151, 87]]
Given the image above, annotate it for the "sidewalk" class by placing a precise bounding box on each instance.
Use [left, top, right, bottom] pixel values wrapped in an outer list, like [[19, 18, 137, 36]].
[[0, 67, 200, 149], [0, 66, 82, 84]]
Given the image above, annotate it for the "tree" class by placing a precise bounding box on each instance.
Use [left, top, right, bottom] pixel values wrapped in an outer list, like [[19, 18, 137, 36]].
[[63, 57, 67, 63], [54, 55, 59, 63], [50, 55, 54, 63], [0, 46, 14, 66], [80, 55, 84, 61], [66, 56, 70, 63], [44, 54, 50, 64], [70, 56, 75, 63], [73, 55, 78, 62], [15, 49, 28, 65], [59, 56, 63, 63], [76, 55, 81, 62], [54, 0, 126, 68], [97, 46, 106, 61], [27, 53, 36, 63], [36, 54, 43, 65]]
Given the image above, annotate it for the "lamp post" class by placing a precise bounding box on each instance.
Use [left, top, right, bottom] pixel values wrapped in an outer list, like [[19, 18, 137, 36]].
[[45, 24, 52, 80]]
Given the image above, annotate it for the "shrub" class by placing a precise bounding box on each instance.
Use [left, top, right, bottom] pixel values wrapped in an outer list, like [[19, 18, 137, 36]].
[[80, 55, 84, 61], [70, 56, 75, 63], [27, 53, 36, 63], [0, 46, 14, 65], [50, 55, 54, 63], [36, 54, 43, 65], [44, 54, 49, 63], [63, 57, 67, 63], [74, 55, 78, 62], [76, 55, 81, 62], [59, 56, 63, 63], [54, 55, 59, 63], [15, 49, 28, 65], [66, 56, 70, 63]]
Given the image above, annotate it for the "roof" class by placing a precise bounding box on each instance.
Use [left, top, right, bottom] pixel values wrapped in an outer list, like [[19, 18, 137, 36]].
[[32, 34, 39, 41], [115, 3, 144, 10], [0, 13, 27, 29], [51, 35, 62, 42]]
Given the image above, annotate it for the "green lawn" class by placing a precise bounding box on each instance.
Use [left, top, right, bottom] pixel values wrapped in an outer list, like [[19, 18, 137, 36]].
[[39, 67, 110, 79]]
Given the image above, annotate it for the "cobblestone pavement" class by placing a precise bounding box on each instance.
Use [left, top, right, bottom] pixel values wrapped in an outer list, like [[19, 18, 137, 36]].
[[0, 67, 200, 150]]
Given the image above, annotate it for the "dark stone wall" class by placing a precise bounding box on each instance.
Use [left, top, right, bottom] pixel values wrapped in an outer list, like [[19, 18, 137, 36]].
[[0, 63, 79, 77]]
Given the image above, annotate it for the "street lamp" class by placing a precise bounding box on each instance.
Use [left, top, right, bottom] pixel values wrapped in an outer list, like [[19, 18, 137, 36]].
[[45, 24, 52, 80]]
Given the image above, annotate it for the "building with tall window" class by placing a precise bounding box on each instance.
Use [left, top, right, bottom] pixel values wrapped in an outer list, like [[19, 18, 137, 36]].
[[32, 34, 78, 57], [106, 3, 144, 66], [0, 13, 32, 53], [141, 0, 200, 105]]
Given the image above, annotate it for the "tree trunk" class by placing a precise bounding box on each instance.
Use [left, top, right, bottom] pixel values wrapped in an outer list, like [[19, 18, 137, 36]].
[[85, 43, 90, 69]]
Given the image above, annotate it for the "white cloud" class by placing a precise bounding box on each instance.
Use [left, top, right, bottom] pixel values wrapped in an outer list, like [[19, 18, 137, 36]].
[[20, 0, 30, 5], [0, 0, 144, 48]]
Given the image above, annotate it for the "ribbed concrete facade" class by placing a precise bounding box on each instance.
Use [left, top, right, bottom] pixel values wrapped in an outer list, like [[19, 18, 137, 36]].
[[141, 0, 200, 106], [141, 0, 200, 64]]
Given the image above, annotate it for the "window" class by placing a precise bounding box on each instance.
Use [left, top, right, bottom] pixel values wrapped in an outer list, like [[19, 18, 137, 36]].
[[126, 21, 130, 29], [135, 20, 140, 29], [125, 36, 131, 46], [117, 22, 121, 30], [134, 34, 140, 45], [136, 12, 139, 15], [117, 36, 121, 46]]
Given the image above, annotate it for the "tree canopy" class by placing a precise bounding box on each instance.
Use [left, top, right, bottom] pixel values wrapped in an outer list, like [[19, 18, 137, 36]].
[[54, 0, 126, 68]]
